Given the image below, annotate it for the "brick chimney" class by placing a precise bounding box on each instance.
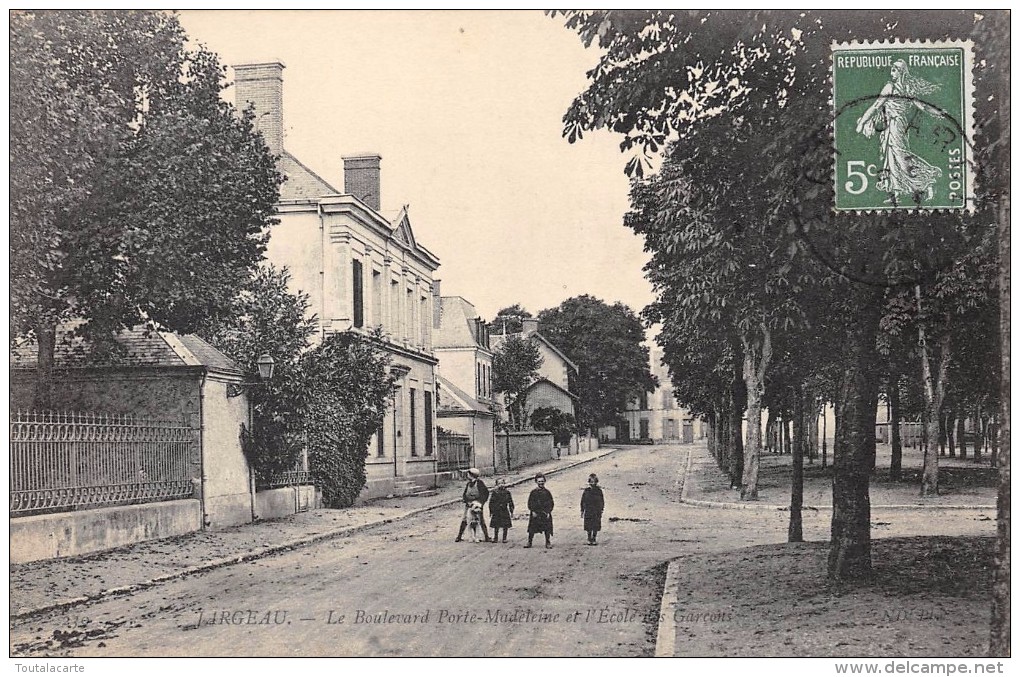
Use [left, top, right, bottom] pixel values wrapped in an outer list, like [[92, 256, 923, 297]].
[[343, 155, 382, 211], [432, 279, 442, 329], [233, 62, 285, 156]]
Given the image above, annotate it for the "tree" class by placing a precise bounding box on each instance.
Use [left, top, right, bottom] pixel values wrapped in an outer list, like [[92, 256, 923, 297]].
[[10, 10, 281, 408], [492, 334, 543, 431], [530, 407, 578, 447], [301, 332, 396, 508], [554, 9, 1006, 583], [199, 266, 317, 480], [489, 304, 533, 335], [537, 295, 657, 434]]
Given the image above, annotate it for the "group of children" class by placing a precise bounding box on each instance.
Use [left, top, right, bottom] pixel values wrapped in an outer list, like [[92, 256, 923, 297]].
[[456, 469, 605, 548]]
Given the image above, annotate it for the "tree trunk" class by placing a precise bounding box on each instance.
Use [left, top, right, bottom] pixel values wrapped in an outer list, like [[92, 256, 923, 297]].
[[821, 404, 828, 469], [740, 327, 771, 500], [918, 295, 950, 497], [990, 416, 999, 468], [890, 376, 903, 481], [946, 411, 957, 458], [989, 50, 1010, 653], [34, 320, 57, 411], [958, 415, 968, 458], [828, 297, 881, 582], [765, 409, 775, 454], [974, 402, 984, 462], [712, 414, 719, 460], [808, 398, 819, 464], [729, 367, 746, 490], [939, 411, 948, 456], [789, 386, 805, 542]]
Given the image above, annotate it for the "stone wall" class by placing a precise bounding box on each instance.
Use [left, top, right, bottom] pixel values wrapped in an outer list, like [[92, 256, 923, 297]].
[[494, 431, 555, 473]]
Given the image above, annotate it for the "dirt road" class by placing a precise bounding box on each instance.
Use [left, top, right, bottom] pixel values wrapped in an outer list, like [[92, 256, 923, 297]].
[[10, 443, 993, 657]]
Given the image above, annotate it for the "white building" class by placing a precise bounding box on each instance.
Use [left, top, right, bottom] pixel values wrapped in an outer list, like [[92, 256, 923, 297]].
[[235, 62, 441, 498]]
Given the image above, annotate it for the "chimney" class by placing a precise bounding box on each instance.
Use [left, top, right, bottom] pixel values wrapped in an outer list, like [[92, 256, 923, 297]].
[[233, 62, 285, 156], [343, 155, 382, 211], [521, 318, 539, 335], [432, 280, 442, 329]]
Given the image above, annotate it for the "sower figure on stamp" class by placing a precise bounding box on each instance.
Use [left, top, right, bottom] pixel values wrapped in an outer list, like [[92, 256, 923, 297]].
[[456, 468, 491, 543], [488, 477, 514, 544], [581, 473, 604, 546], [525, 473, 554, 549], [855, 60, 944, 203]]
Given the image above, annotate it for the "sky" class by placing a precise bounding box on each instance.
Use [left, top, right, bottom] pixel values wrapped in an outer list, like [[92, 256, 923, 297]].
[[177, 10, 655, 323]]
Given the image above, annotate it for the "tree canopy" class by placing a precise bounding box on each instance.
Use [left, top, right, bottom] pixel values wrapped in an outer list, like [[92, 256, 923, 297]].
[[537, 295, 657, 432], [11, 10, 281, 405]]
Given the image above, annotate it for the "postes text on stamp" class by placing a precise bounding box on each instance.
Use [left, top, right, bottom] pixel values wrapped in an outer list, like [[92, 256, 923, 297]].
[[832, 40, 974, 212]]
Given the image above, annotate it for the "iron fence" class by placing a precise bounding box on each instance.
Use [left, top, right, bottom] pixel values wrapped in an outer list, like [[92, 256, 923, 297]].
[[256, 469, 315, 490], [436, 433, 472, 473], [10, 411, 195, 516]]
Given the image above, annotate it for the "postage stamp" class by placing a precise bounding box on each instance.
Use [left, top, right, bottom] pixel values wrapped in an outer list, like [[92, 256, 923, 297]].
[[832, 40, 974, 212]]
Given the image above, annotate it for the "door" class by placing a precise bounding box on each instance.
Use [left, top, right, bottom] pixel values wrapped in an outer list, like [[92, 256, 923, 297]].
[[682, 421, 694, 444]]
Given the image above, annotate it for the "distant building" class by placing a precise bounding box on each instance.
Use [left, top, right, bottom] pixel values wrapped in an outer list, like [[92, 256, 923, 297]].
[[234, 62, 441, 499], [490, 318, 578, 427], [433, 294, 497, 474], [613, 347, 705, 443]]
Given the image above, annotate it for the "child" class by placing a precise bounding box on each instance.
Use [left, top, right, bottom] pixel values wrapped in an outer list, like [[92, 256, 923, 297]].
[[581, 473, 605, 545], [525, 473, 554, 549], [488, 478, 515, 543]]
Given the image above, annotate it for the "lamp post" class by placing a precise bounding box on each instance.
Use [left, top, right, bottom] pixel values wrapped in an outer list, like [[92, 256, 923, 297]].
[[225, 354, 275, 522]]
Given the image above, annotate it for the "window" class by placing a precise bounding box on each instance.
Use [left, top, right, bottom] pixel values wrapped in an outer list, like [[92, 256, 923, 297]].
[[639, 391, 649, 410], [409, 387, 417, 456], [407, 288, 414, 342], [390, 280, 399, 336], [376, 425, 385, 457], [424, 391, 434, 456], [476, 363, 482, 397], [420, 295, 429, 348], [372, 270, 382, 328], [352, 259, 364, 328]]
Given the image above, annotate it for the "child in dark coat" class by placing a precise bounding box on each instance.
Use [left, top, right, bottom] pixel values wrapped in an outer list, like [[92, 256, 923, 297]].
[[488, 478, 514, 544], [581, 473, 605, 545], [525, 473, 555, 549]]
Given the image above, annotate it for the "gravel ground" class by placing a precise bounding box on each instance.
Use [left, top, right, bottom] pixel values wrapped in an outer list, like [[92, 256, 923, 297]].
[[9, 442, 997, 658]]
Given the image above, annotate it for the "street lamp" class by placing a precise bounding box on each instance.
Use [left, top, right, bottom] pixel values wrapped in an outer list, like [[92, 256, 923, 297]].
[[256, 353, 275, 380], [227, 353, 276, 397]]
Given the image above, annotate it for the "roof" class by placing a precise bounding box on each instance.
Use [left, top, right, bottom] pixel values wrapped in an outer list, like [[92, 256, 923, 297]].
[[279, 151, 339, 201], [527, 377, 579, 401], [436, 375, 494, 415], [10, 323, 242, 374], [434, 296, 488, 350], [490, 332, 578, 373]]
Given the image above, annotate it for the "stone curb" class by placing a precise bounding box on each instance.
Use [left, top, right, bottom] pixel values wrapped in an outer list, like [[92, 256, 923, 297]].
[[12, 446, 624, 621], [678, 446, 995, 512], [654, 558, 682, 658]]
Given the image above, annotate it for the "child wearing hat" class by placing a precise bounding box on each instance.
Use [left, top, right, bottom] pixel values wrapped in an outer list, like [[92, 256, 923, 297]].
[[456, 468, 491, 543]]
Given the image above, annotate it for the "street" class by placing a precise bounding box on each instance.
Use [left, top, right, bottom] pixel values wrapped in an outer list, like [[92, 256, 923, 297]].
[[10, 443, 992, 658]]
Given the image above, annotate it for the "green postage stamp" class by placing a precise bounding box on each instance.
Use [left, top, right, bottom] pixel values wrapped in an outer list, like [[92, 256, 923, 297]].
[[832, 40, 974, 212]]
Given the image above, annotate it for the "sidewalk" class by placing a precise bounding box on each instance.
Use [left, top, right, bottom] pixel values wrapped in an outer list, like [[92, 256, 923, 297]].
[[679, 443, 997, 510], [656, 443, 998, 657], [9, 446, 619, 619]]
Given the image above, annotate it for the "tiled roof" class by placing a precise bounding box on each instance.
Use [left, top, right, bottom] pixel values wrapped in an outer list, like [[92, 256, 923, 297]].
[[177, 335, 243, 374], [10, 323, 239, 373], [279, 151, 338, 201], [437, 375, 492, 414], [434, 297, 481, 349]]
